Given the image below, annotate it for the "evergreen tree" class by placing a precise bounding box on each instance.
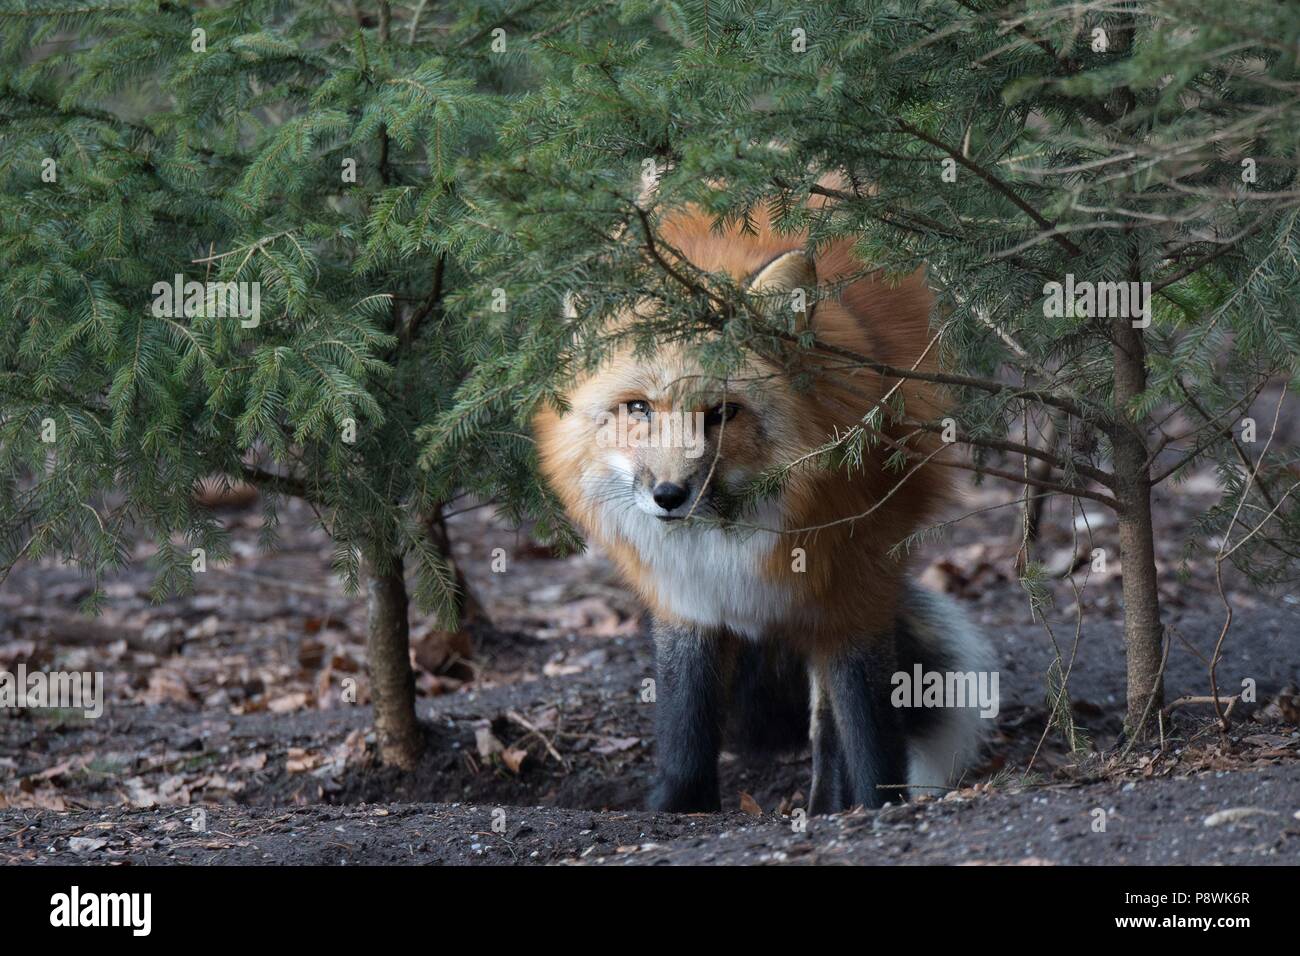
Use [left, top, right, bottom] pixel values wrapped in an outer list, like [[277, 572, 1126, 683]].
[[0, 0, 586, 766]]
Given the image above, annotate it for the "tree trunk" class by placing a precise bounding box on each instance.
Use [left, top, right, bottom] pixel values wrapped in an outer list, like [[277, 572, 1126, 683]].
[[1111, 315, 1165, 739], [1014, 418, 1058, 573], [1097, 19, 1162, 741], [364, 553, 423, 769], [427, 506, 485, 627]]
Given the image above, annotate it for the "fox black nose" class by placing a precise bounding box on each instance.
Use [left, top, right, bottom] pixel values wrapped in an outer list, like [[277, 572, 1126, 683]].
[[652, 481, 690, 511]]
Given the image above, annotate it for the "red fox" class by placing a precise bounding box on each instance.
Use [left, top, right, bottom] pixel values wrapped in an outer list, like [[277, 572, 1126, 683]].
[[534, 195, 993, 813]]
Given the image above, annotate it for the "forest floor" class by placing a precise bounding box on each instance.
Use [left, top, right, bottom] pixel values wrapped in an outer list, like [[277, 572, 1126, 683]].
[[2, 466, 1299, 866]]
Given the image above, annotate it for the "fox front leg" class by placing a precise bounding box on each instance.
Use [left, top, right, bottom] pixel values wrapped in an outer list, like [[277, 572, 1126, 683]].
[[648, 618, 725, 813], [808, 671, 851, 815], [814, 644, 907, 811]]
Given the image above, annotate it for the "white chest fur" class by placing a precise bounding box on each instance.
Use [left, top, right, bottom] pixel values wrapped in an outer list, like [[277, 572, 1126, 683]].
[[601, 496, 792, 640]]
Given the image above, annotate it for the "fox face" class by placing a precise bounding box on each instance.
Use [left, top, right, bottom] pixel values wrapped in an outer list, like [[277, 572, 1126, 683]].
[[542, 249, 820, 536], [601, 396, 730, 521], [577, 351, 797, 522], [538, 343, 805, 638]]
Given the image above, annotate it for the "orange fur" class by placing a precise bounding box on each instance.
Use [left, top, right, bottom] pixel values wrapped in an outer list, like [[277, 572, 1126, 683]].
[[534, 193, 951, 652]]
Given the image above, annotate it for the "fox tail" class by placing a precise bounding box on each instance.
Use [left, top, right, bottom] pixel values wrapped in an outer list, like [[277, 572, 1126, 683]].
[[896, 583, 995, 795]]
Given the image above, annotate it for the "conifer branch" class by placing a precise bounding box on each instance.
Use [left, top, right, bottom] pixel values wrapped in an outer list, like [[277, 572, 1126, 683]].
[[895, 120, 1084, 258]]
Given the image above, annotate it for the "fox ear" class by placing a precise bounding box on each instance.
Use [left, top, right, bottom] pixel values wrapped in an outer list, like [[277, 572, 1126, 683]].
[[745, 250, 817, 332]]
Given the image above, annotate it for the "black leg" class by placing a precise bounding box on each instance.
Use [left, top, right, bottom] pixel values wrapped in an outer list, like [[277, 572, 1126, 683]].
[[819, 644, 907, 810], [726, 641, 810, 755], [648, 618, 724, 812], [808, 671, 849, 814]]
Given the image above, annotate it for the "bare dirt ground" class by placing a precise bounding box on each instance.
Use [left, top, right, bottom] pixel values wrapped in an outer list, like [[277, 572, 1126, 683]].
[[2, 464, 1299, 865]]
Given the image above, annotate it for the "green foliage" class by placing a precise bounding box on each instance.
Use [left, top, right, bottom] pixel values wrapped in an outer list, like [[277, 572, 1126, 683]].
[[3, 0, 1299, 621], [439, 0, 1300, 581], [0, 0, 573, 614]]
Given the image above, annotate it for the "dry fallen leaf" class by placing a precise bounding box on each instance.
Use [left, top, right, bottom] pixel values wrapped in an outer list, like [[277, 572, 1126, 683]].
[[475, 725, 504, 759], [286, 748, 323, 773], [542, 657, 586, 678], [0, 787, 68, 811], [142, 668, 194, 706], [501, 747, 529, 774], [229, 752, 268, 773], [411, 626, 473, 676], [1203, 807, 1279, 827], [32, 761, 76, 782], [591, 736, 640, 755], [1260, 688, 1300, 723], [122, 777, 160, 808], [267, 691, 309, 714]]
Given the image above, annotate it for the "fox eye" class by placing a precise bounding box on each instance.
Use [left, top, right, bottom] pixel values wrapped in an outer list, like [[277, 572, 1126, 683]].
[[625, 400, 651, 420], [705, 403, 741, 427]]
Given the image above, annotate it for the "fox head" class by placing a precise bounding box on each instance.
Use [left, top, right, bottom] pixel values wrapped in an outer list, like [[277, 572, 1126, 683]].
[[552, 251, 817, 524], [533, 197, 949, 634]]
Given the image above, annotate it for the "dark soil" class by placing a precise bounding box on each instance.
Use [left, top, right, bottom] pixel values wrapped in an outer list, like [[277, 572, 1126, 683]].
[[3, 457, 1299, 865], [4, 762, 1299, 866]]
